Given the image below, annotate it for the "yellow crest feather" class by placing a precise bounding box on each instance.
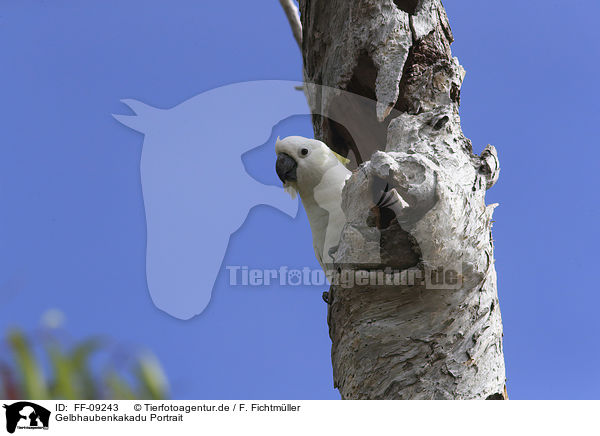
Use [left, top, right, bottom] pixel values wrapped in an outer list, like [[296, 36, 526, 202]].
[[331, 150, 350, 166]]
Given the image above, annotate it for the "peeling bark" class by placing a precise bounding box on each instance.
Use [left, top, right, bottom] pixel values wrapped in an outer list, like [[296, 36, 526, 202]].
[[297, 0, 507, 399]]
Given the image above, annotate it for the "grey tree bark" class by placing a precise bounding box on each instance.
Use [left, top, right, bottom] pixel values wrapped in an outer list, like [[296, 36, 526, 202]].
[[285, 0, 507, 399]]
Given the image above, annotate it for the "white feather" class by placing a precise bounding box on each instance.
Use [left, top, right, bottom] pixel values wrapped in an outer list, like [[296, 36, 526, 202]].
[[276, 136, 351, 272]]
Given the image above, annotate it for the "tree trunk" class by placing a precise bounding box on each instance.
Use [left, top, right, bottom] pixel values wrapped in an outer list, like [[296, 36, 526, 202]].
[[298, 0, 507, 399]]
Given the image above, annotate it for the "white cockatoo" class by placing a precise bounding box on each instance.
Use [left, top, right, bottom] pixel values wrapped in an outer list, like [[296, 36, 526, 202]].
[[275, 136, 351, 272]]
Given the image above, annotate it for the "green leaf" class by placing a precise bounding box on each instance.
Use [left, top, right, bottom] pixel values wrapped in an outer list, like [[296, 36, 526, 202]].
[[70, 339, 102, 399], [136, 353, 169, 400], [104, 372, 136, 400], [46, 342, 77, 400], [7, 329, 49, 400]]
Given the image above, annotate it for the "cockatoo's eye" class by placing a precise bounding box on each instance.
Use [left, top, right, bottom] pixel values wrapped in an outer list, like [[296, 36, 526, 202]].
[[299, 148, 309, 157]]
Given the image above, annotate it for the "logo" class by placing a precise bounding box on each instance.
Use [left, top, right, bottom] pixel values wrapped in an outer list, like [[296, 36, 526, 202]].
[[113, 81, 423, 320], [3, 402, 50, 434]]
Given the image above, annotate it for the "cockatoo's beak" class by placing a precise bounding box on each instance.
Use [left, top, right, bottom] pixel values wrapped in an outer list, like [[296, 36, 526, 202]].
[[276, 153, 298, 183]]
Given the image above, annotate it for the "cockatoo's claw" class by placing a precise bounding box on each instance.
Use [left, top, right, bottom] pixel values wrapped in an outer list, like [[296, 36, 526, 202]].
[[322, 291, 330, 304], [377, 189, 394, 208], [378, 188, 407, 209], [371, 177, 390, 207]]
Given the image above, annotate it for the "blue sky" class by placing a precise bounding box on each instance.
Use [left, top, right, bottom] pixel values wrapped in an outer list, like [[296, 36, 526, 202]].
[[0, 0, 599, 399]]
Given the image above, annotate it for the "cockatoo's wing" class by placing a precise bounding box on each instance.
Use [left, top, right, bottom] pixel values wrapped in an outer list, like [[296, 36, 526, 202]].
[[312, 164, 351, 270]]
